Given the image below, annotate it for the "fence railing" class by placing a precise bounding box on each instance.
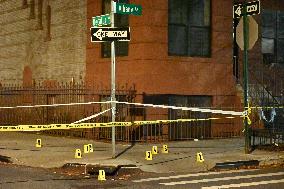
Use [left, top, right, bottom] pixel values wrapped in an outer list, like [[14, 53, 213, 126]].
[[251, 128, 284, 149], [0, 82, 244, 142]]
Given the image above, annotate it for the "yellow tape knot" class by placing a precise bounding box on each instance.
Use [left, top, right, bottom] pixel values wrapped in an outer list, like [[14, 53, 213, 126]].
[[242, 102, 252, 125]]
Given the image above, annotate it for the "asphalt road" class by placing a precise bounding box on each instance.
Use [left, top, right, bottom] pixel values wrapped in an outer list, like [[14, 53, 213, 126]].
[[0, 163, 284, 189], [130, 167, 284, 189]]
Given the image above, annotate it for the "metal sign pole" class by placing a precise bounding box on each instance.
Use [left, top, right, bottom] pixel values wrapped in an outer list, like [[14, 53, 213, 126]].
[[111, 0, 116, 158], [243, 1, 250, 154]]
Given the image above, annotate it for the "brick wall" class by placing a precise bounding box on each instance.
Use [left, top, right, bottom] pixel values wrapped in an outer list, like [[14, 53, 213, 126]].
[[0, 0, 87, 84], [85, 0, 244, 136], [86, 0, 238, 98]]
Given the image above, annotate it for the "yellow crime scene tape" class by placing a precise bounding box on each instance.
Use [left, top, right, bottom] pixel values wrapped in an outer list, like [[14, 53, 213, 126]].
[[3, 100, 280, 132], [0, 122, 132, 132], [0, 116, 240, 132], [250, 106, 284, 109]]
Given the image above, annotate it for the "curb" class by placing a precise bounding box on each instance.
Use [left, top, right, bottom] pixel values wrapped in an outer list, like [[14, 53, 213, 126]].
[[0, 155, 12, 163], [212, 160, 259, 170], [62, 163, 140, 176], [212, 158, 284, 171]]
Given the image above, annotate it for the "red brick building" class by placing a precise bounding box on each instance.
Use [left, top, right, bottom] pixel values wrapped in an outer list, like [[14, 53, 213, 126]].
[[86, 0, 244, 138], [87, 0, 237, 99]]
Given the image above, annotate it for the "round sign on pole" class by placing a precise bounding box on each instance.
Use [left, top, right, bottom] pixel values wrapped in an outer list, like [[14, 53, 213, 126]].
[[236, 16, 259, 50]]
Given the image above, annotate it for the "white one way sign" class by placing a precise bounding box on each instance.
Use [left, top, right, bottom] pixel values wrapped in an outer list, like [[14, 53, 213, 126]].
[[90, 27, 130, 42]]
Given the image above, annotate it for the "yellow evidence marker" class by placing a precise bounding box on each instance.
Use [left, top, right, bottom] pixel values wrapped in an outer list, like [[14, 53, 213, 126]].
[[84, 144, 90, 153], [88, 144, 93, 152], [145, 151, 152, 160], [75, 149, 82, 158], [152, 146, 158, 155], [98, 170, 106, 181], [161, 144, 168, 153], [36, 139, 41, 148], [196, 152, 204, 163]]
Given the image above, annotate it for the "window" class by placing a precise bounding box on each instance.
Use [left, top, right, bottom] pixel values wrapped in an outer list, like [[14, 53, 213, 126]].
[[144, 95, 212, 139], [168, 0, 211, 57], [29, 0, 35, 19], [102, 0, 129, 58], [37, 0, 43, 30], [143, 94, 212, 118], [262, 10, 284, 64], [22, 0, 28, 8], [168, 95, 211, 119], [45, 5, 51, 41]]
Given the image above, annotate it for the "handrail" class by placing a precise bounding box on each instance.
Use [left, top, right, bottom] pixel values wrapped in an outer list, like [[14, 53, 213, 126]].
[[249, 62, 284, 96], [248, 70, 280, 106]]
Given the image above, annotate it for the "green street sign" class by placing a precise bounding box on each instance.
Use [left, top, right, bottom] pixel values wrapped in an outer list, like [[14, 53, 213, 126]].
[[92, 14, 111, 26], [113, 2, 142, 16]]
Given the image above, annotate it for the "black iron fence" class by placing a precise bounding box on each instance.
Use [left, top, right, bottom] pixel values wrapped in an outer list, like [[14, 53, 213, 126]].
[[0, 82, 244, 142], [251, 128, 284, 149]]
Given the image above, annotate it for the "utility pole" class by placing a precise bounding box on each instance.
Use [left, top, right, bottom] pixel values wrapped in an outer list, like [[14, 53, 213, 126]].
[[111, 0, 116, 158], [243, 0, 250, 154]]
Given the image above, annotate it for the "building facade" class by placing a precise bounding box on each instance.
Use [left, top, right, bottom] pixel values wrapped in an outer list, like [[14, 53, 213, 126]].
[[86, 0, 243, 137], [0, 0, 87, 84], [87, 1, 241, 101], [1, 0, 283, 139]]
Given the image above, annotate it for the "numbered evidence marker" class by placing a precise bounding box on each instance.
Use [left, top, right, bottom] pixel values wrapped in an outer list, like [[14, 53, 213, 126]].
[[98, 170, 106, 181], [75, 149, 82, 158], [161, 144, 168, 153], [152, 146, 158, 155], [145, 151, 152, 160], [88, 144, 93, 152], [84, 144, 90, 153], [36, 139, 41, 148], [196, 152, 205, 163]]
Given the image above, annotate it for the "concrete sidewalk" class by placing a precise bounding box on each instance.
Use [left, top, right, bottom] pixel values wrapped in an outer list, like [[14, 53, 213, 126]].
[[0, 132, 283, 173]]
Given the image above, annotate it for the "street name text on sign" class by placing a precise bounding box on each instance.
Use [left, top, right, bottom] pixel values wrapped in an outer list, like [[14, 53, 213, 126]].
[[91, 27, 130, 42], [233, 0, 260, 18], [113, 2, 142, 16], [92, 14, 111, 26]]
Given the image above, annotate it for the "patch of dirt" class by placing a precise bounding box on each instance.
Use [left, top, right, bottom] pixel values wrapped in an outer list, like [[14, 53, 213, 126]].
[[50, 163, 86, 176], [254, 144, 284, 152], [211, 162, 284, 172], [49, 164, 144, 181]]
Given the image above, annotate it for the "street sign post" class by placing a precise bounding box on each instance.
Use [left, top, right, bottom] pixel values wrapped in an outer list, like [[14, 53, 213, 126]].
[[233, 0, 260, 18], [110, 0, 116, 159], [113, 2, 142, 16], [90, 1, 141, 159], [243, 3, 250, 154], [92, 14, 111, 26], [90, 27, 130, 42]]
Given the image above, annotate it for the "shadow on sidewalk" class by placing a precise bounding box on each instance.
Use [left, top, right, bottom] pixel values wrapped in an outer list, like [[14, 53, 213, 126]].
[[115, 143, 135, 158]]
